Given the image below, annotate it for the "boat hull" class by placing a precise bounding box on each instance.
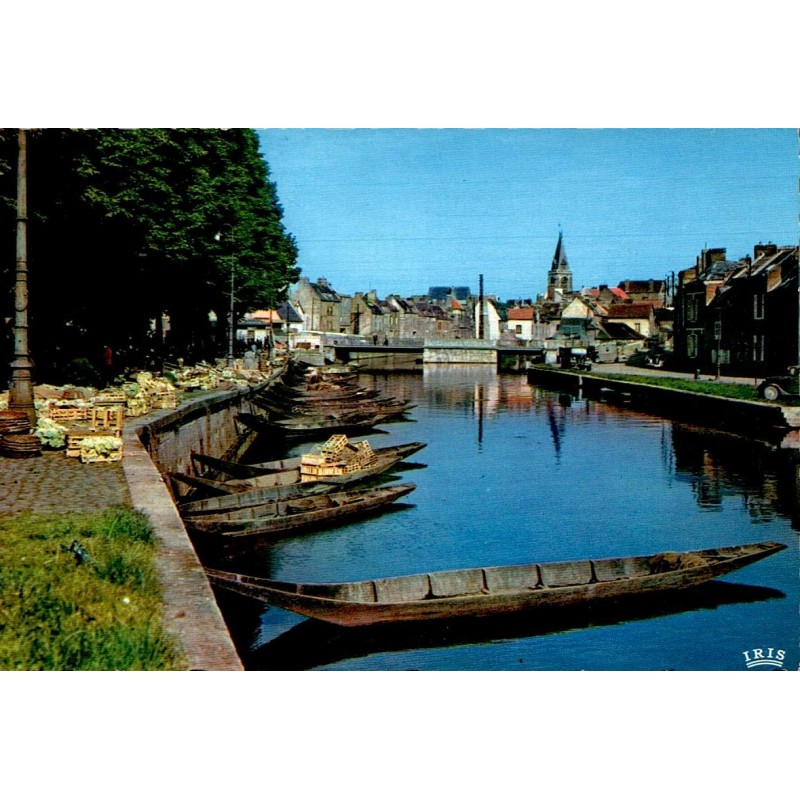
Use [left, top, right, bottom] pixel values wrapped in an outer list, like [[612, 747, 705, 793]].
[[188, 482, 416, 539], [206, 541, 787, 626]]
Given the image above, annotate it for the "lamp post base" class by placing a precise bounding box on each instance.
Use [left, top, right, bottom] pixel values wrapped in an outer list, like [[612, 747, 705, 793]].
[[8, 357, 36, 428]]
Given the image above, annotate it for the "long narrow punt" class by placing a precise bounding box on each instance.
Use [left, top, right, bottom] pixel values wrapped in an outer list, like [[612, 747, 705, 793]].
[[179, 480, 334, 514], [237, 412, 388, 439], [187, 482, 417, 539], [205, 541, 787, 626]]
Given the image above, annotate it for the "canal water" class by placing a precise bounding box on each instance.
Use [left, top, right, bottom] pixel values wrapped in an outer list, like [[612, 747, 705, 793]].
[[213, 366, 799, 671]]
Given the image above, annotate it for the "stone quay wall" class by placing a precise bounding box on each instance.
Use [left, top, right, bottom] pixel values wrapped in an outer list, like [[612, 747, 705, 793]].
[[526, 367, 794, 433], [121, 369, 285, 671]]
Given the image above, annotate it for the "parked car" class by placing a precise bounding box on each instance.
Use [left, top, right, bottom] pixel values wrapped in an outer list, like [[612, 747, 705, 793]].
[[758, 366, 800, 401]]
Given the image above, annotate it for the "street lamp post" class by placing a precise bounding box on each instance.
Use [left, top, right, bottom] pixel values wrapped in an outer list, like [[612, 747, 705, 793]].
[[215, 226, 236, 367], [9, 128, 36, 427]]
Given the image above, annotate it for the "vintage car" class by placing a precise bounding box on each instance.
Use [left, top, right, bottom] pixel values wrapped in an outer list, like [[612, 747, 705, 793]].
[[758, 366, 800, 401]]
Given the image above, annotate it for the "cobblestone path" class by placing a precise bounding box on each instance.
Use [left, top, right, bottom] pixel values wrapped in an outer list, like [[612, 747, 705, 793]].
[[0, 451, 130, 515]]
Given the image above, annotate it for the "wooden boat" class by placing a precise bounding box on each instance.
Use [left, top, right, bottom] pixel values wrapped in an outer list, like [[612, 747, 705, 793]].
[[191, 441, 426, 480], [254, 393, 411, 413], [259, 385, 380, 403], [178, 473, 388, 516], [237, 411, 395, 440], [177, 454, 410, 496], [204, 540, 787, 626], [252, 397, 413, 421], [174, 478, 333, 508], [187, 482, 416, 538]]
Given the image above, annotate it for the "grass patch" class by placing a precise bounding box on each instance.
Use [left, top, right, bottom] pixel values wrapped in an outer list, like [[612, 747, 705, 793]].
[[527, 365, 763, 402], [0, 507, 184, 670], [596, 373, 760, 401]]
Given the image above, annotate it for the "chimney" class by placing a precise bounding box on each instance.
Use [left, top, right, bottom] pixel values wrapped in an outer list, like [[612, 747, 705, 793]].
[[754, 243, 778, 260]]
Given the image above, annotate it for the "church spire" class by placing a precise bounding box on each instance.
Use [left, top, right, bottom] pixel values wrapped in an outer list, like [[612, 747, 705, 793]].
[[546, 229, 573, 301], [551, 228, 569, 271]]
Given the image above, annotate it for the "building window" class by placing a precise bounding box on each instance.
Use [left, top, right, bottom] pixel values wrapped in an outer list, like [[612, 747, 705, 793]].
[[515, 325, 522, 334], [687, 333, 698, 358], [634, 323, 641, 333], [686, 295, 700, 323], [753, 334, 765, 362], [753, 293, 765, 320]]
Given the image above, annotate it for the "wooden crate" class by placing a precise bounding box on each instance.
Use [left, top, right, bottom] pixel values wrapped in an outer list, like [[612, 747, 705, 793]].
[[94, 393, 127, 406], [126, 397, 150, 417], [90, 405, 125, 433], [151, 393, 179, 410], [66, 432, 119, 458], [47, 406, 91, 423]]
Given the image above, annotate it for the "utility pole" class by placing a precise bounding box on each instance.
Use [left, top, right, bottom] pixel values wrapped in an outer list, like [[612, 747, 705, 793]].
[[9, 129, 36, 427], [478, 273, 485, 340]]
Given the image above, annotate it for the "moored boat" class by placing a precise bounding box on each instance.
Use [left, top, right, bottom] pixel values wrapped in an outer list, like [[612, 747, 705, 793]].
[[190, 441, 426, 480], [187, 482, 417, 539], [178, 450, 410, 511], [205, 541, 787, 626], [237, 411, 394, 439]]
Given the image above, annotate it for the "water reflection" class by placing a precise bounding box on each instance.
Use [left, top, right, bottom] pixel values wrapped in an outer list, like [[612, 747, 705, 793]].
[[243, 581, 785, 671], [670, 423, 800, 528]]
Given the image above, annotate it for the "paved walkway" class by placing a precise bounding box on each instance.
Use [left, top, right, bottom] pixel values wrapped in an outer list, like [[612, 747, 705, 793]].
[[0, 450, 130, 515]]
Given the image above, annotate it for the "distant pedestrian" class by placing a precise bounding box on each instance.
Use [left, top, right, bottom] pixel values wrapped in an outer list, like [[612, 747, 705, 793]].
[[373, 334, 378, 346], [383, 334, 389, 346], [101, 344, 114, 386]]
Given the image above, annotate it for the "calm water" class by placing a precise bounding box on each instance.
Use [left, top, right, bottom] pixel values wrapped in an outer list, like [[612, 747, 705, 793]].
[[213, 366, 800, 671]]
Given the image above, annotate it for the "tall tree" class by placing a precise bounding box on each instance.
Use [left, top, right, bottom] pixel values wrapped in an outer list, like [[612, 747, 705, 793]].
[[0, 128, 298, 383]]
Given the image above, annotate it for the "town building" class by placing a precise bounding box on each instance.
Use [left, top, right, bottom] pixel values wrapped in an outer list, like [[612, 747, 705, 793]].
[[348, 291, 385, 338], [672, 244, 798, 375], [474, 297, 501, 340], [617, 279, 668, 305], [506, 305, 559, 345], [237, 302, 303, 346], [291, 277, 348, 333], [673, 248, 746, 371], [603, 302, 657, 340]]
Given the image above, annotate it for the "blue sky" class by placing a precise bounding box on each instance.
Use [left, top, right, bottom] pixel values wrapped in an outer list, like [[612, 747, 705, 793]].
[[257, 129, 798, 302]]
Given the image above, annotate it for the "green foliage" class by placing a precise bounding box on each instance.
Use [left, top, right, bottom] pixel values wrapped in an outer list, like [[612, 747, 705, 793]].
[[0, 506, 183, 670], [596, 372, 760, 401], [0, 128, 299, 383]]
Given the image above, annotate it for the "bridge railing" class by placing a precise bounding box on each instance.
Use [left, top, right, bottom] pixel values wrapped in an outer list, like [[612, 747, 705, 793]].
[[424, 338, 497, 349]]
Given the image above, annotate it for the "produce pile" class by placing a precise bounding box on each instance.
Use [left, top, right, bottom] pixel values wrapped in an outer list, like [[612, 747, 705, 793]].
[[0, 358, 276, 463]]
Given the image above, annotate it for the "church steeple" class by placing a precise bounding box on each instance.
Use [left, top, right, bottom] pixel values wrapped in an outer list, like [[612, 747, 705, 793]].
[[546, 228, 572, 301]]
